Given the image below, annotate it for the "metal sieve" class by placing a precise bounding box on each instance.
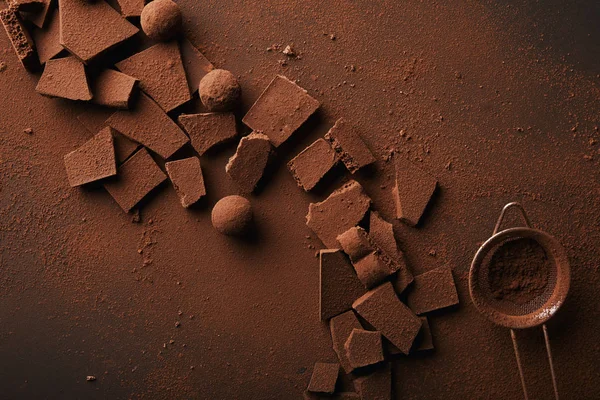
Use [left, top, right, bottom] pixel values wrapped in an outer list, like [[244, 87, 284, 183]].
[[469, 202, 570, 400]]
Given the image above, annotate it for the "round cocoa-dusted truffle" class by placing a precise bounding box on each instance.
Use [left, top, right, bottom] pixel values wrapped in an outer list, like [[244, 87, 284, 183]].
[[211, 195, 253, 236], [140, 0, 182, 42], [199, 69, 241, 112]]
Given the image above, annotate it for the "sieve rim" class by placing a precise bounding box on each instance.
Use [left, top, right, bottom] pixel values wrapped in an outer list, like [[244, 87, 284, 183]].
[[469, 227, 570, 329]]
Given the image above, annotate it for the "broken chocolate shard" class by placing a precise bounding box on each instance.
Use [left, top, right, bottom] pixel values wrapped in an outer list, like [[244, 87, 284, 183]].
[[406, 266, 459, 315], [104, 148, 167, 212], [225, 132, 271, 194], [36, 56, 92, 101], [111, 130, 139, 164], [20, 0, 51, 29], [325, 118, 375, 173], [165, 157, 206, 208], [330, 311, 363, 374], [91, 69, 137, 109], [31, 7, 61, 65], [116, 0, 145, 18], [344, 328, 384, 370], [306, 180, 371, 249], [288, 138, 338, 191], [307, 362, 339, 394], [369, 211, 413, 293], [64, 128, 116, 187], [115, 41, 190, 112], [242, 75, 320, 147], [319, 249, 366, 321], [178, 113, 237, 155], [59, 0, 138, 64], [354, 363, 391, 400], [0, 8, 38, 70], [180, 37, 214, 94], [353, 282, 421, 355], [8, 0, 44, 13], [412, 317, 434, 352], [106, 92, 189, 159], [393, 157, 437, 227]]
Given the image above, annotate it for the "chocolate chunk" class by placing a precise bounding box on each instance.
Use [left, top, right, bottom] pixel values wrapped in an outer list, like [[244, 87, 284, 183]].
[[369, 211, 413, 293], [287, 138, 338, 191], [329, 311, 362, 374], [31, 7, 61, 65], [116, 0, 145, 18], [225, 132, 271, 194], [319, 249, 366, 321], [36, 56, 92, 101], [392, 157, 437, 227], [405, 267, 458, 315], [8, 0, 44, 13], [64, 128, 116, 187], [115, 42, 190, 112], [344, 328, 384, 370], [20, 0, 51, 28], [91, 69, 138, 109], [165, 157, 205, 208], [307, 362, 339, 394], [178, 113, 237, 155], [104, 148, 166, 212], [59, 0, 138, 64], [111, 131, 139, 164], [0, 8, 38, 70], [353, 282, 421, 355], [354, 363, 391, 400], [325, 118, 375, 173], [106, 92, 189, 159], [306, 180, 371, 249], [180, 37, 214, 94], [412, 317, 434, 352], [242, 75, 320, 147]]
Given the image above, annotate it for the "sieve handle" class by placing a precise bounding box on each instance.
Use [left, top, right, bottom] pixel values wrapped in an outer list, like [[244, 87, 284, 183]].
[[511, 329, 529, 400], [493, 202, 532, 235]]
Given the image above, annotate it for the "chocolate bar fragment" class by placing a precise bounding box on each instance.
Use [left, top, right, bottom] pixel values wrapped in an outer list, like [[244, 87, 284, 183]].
[[319, 249, 366, 321], [31, 7, 61, 65], [307, 362, 339, 394], [344, 328, 384, 370], [36, 56, 92, 101], [330, 311, 363, 374], [116, 0, 145, 18], [91, 69, 138, 109], [393, 157, 437, 227], [104, 148, 167, 212], [306, 180, 371, 249], [406, 267, 458, 315], [165, 157, 206, 208], [353, 282, 421, 355], [354, 363, 391, 400], [178, 113, 237, 155], [242, 75, 320, 147], [115, 42, 190, 112], [63, 128, 116, 186], [225, 132, 272, 194], [106, 92, 189, 159], [288, 138, 338, 191], [180, 37, 214, 94], [20, 0, 51, 28], [0, 8, 38, 70], [325, 118, 375, 173]]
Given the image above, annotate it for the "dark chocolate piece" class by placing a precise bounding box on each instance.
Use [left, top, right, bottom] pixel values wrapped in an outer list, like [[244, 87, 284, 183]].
[[288, 138, 338, 191], [178, 112, 237, 155], [180, 37, 214, 94], [8, 0, 44, 13], [225, 132, 271, 194], [63, 128, 116, 187], [31, 7, 61, 65], [406, 267, 458, 315], [0, 8, 38, 70], [329, 311, 363, 374], [36, 56, 92, 101], [20, 0, 51, 28], [413, 317, 434, 352], [344, 328, 384, 370], [165, 157, 206, 208], [91, 69, 137, 109], [307, 362, 339, 394], [325, 118, 375, 173], [392, 157, 437, 227], [116, 0, 145, 18]]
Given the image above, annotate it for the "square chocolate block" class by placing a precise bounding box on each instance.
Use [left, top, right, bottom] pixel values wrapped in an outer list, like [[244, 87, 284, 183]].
[[325, 118, 375, 173], [307, 362, 339, 394], [288, 138, 338, 191], [178, 113, 237, 155], [344, 328, 384, 370], [406, 267, 458, 314], [64, 128, 116, 187]]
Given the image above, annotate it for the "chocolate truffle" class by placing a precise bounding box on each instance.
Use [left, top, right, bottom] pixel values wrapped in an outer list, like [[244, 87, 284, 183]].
[[199, 69, 241, 112], [211, 195, 253, 236], [140, 0, 182, 42]]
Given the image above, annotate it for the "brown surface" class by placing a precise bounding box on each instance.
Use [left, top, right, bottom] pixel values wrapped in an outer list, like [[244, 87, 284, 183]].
[[63, 128, 116, 187], [7, 0, 44, 12], [304, 391, 361, 400], [330, 311, 363, 374], [344, 328, 383, 370], [31, 7, 61, 65], [105, 92, 189, 159], [412, 317, 434, 352], [180, 37, 214, 94], [2, 1, 600, 398], [306, 180, 371, 248], [165, 157, 206, 208], [59, 0, 138, 63], [91, 69, 138, 109], [392, 157, 438, 227], [353, 282, 422, 355], [225, 131, 271, 194], [115, 41, 191, 112], [178, 112, 237, 155], [242, 74, 320, 147], [35, 56, 92, 101], [288, 138, 338, 191], [103, 148, 166, 212], [19, 0, 51, 28], [354, 363, 392, 400], [406, 267, 459, 315], [319, 249, 366, 321], [325, 117, 375, 174], [116, 0, 145, 18], [307, 362, 339, 394], [0, 8, 37, 70]]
